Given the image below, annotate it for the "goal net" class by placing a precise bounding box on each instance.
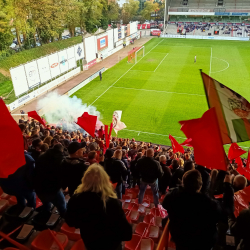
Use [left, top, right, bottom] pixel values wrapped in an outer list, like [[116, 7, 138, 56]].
[[127, 46, 145, 64]]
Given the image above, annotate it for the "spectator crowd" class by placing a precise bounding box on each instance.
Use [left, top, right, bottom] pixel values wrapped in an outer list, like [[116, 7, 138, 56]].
[[0, 117, 250, 250]]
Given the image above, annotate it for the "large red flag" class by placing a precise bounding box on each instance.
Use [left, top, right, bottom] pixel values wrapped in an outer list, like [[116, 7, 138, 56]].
[[28, 111, 46, 127], [76, 112, 97, 138], [180, 138, 193, 147], [179, 108, 227, 171], [169, 134, 184, 154], [0, 99, 26, 178], [228, 143, 247, 160]]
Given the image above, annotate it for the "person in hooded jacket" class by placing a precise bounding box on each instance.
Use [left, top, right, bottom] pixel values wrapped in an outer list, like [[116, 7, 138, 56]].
[[65, 163, 132, 250], [33, 144, 66, 216], [104, 149, 127, 199]]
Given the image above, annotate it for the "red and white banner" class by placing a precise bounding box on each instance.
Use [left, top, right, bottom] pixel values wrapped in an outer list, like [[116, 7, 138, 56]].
[[83, 59, 96, 70], [97, 36, 108, 50]]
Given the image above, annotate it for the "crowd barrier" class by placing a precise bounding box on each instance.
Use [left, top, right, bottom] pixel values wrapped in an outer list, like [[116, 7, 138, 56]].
[[162, 34, 249, 41], [8, 67, 81, 112]]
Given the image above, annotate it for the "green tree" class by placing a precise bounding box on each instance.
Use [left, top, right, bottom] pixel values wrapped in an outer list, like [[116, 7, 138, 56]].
[[107, 2, 120, 23], [121, 0, 139, 24], [84, 0, 104, 33], [0, 0, 14, 50], [141, 1, 159, 21]]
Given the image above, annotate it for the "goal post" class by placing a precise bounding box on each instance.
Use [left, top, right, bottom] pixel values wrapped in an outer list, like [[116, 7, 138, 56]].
[[135, 46, 145, 64], [127, 46, 145, 64]]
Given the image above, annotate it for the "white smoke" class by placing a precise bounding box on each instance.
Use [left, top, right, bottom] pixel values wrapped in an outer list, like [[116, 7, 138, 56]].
[[37, 91, 101, 132]]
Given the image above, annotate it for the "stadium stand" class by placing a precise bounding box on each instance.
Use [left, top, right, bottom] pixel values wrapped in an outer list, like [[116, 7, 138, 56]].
[[0, 116, 250, 250]]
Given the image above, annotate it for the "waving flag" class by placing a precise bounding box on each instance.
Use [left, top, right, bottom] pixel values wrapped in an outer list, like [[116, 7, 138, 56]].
[[76, 112, 97, 138], [28, 111, 46, 127], [112, 111, 126, 134], [180, 138, 193, 147], [246, 149, 250, 171], [0, 99, 25, 178], [179, 108, 227, 171], [201, 72, 250, 144], [228, 143, 247, 160], [169, 134, 184, 154]]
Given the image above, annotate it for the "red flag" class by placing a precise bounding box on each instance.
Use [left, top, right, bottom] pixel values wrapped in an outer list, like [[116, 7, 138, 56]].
[[105, 124, 113, 149], [228, 143, 247, 160], [235, 157, 250, 180], [169, 134, 184, 154], [0, 99, 26, 178], [180, 138, 193, 147], [28, 111, 46, 127], [76, 112, 97, 138], [246, 149, 250, 171], [105, 125, 109, 149], [179, 108, 227, 171]]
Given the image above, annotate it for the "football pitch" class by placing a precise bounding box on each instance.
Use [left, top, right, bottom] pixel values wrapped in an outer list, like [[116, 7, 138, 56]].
[[72, 38, 250, 153]]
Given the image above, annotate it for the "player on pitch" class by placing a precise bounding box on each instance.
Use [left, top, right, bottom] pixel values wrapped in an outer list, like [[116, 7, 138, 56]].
[[194, 55, 197, 63]]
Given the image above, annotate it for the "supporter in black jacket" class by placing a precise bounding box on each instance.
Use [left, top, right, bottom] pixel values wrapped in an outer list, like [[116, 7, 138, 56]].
[[33, 144, 66, 215], [162, 170, 234, 250], [130, 152, 142, 187], [229, 206, 250, 250], [65, 164, 132, 250], [158, 155, 172, 194], [104, 150, 127, 199], [196, 164, 211, 194], [61, 142, 88, 197], [137, 149, 163, 207]]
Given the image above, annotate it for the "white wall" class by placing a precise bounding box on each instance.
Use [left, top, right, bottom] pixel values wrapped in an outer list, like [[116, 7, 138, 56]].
[[84, 36, 97, 62], [108, 29, 114, 51], [114, 28, 118, 42]]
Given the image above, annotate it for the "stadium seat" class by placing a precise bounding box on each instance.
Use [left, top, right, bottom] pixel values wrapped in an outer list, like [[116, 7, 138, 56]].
[[150, 207, 168, 218], [0, 188, 10, 200], [124, 234, 154, 250], [145, 187, 153, 196], [36, 197, 43, 209], [143, 214, 162, 229], [123, 202, 130, 209], [4, 205, 34, 221], [60, 222, 81, 241], [144, 195, 154, 203], [122, 195, 132, 203], [9, 197, 17, 206], [0, 199, 9, 213], [125, 188, 139, 199], [133, 198, 150, 208], [135, 222, 160, 243], [70, 239, 86, 250], [31, 230, 68, 250], [127, 203, 146, 216], [123, 208, 139, 224]]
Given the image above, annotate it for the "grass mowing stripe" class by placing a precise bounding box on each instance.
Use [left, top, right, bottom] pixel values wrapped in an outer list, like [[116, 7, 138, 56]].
[[209, 47, 213, 76], [112, 86, 205, 97], [90, 39, 164, 105]]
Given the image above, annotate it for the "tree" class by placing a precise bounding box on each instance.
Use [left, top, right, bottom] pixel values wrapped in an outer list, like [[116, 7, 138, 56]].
[[141, 1, 159, 21], [0, 0, 14, 50], [107, 2, 119, 23], [66, 0, 86, 37], [84, 0, 104, 33], [121, 0, 139, 24]]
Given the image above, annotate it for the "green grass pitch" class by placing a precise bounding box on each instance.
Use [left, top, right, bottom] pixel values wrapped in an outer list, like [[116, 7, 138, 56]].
[[72, 38, 250, 155]]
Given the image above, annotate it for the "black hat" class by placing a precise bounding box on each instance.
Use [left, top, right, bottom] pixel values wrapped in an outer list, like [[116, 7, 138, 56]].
[[68, 142, 84, 154]]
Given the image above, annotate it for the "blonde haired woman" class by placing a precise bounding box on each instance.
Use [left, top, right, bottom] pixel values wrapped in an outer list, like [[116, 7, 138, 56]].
[[65, 164, 132, 250]]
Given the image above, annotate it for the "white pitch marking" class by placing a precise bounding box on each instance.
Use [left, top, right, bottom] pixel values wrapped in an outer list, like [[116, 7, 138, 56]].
[[210, 57, 230, 74], [90, 40, 164, 105], [123, 128, 186, 139], [154, 53, 169, 72], [112, 86, 205, 97]]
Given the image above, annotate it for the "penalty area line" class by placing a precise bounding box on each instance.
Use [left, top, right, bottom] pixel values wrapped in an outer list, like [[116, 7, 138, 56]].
[[90, 39, 164, 106]]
